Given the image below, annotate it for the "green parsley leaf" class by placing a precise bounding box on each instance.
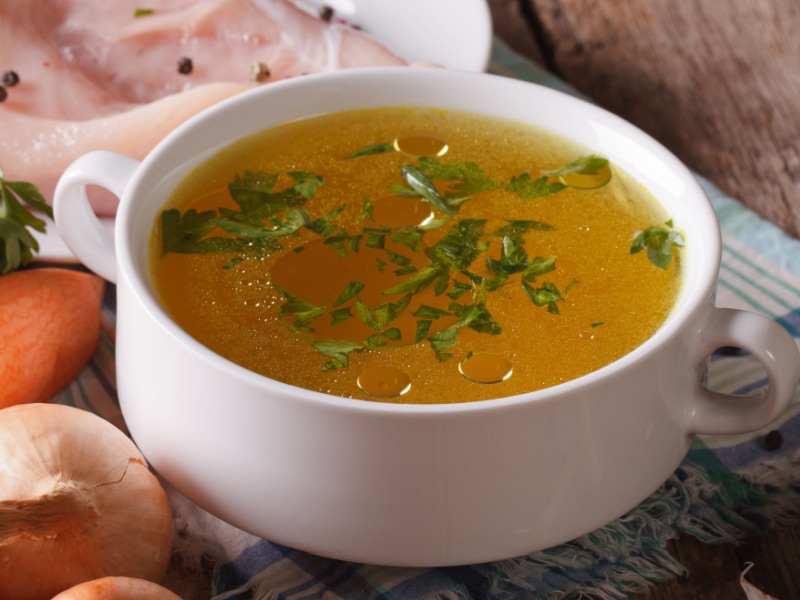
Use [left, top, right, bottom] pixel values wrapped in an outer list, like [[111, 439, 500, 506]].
[[161, 208, 217, 254], [507, 173, 567, 200], [399, 164, 456, 217], [412, 305, 452, 320], [446, 279, 473, 300], [544, 155, 609, 177], [417, 157, 502, 195], [134, 8, 154, 17], [485, 235, 529, 276], [0, 168, 52, 274], [289, 171, 324, 198], [277, 287, 327, 330], [332, 281, 365, 307], [428, 327, 459, 354], [346, 143, 395, 158], [329, 306, 354, 326], [425, 219, 488, 272], [522, 281, 564, 314], [522, 256, 556, 282], [383, 263, 446, 296], [313, 339, 364, 371], [630, 223, 685, 269], [355, 293, 411, 330]]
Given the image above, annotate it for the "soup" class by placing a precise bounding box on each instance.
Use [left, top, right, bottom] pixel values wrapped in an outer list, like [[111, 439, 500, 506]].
[[150, 107, 684, 403]]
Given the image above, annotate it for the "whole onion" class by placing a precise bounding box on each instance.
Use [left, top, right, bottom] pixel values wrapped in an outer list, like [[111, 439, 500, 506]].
[[0, 404, 174, 600]]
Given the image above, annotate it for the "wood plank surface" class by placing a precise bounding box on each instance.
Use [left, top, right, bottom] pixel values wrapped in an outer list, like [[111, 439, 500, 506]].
[[487, 1, 800, 598], [491, 0, 800, 239]]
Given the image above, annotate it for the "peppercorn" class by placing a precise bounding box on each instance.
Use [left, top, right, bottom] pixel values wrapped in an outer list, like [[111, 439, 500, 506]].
[[249, 61, 270, 83], [1, 70, 19, 87], [177, 57, 193, 75], [0, 86, 6, 103], [319, 5, 334, 21], [761, 429, 784, 451]]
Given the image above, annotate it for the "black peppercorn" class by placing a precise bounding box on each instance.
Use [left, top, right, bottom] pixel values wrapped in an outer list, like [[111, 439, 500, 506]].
[[177, 57, 193, 75], [761, 429, 784, 451], [1, 70, 19, 87], [319, 5, 334, 21], [0, 86, 6, 103]]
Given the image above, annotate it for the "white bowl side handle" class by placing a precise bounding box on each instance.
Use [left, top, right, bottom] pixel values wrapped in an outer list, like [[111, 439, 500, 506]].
[[53, 151, 140, 284], [689, 307, 800, 435]]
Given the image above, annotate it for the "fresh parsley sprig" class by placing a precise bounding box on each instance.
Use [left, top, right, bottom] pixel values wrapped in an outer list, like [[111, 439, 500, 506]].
[[0, 165, 52, 274], [630, 220, 685, 269]]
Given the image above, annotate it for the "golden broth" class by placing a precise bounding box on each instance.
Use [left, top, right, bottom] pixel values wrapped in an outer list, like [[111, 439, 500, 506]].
[[150, 107, 684, 404]]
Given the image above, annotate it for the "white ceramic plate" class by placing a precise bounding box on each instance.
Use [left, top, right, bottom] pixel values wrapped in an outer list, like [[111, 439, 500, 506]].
[[34, 0, 493, 262], [292, 0, 493, 71]]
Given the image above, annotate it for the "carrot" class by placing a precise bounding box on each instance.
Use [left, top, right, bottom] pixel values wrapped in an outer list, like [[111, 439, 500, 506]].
[[0, 268, 105, 409], [50, 577, 181, 600]]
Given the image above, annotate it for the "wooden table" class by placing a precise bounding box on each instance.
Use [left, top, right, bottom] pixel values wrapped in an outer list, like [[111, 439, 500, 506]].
[[488, 1, 800, 598]]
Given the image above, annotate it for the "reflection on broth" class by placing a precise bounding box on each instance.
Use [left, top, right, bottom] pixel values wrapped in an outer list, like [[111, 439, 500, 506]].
[[150, 107, 684, 404]]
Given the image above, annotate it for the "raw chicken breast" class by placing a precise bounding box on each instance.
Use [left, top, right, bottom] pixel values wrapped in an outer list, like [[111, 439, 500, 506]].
[[0, 0, 405, 214]]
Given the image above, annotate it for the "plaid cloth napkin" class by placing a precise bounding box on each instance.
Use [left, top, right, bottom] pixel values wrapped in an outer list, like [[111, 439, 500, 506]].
[[55, 39, 800, 599]]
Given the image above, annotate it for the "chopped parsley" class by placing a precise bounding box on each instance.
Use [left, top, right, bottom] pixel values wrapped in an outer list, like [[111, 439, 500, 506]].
[[159, 150, 680, 370]]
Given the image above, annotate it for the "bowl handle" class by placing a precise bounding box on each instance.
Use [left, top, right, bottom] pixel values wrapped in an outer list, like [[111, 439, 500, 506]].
[[53, 151, 140, 284], [689, 307, 799, 435]]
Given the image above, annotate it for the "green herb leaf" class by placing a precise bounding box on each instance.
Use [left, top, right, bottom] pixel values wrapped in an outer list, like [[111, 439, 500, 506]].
[[278, 287, 327, 330], [522, 256, 556, 282], [364, 334, 388, 349], [134, 8, 154, 17], [417, 157, 502, 195], [631, 223, 685, 269], [346, 143, 395, 158], [400, 164, 456, 217], [450, 301, 501, 335], [490, 220, 555, 241], [0, 169, 51, 274], [355, 293, 411, 330], [161, 208, 218, 254], [289, 171, 324, 198], [357, 196, 374, 221], [485, 235, 529, 276], [227, 170, 321, 217], [306, 204, 345, 236], [383, 263, 446, 296], [384, 249, 413, 267], [390, 227, 426, 252], [313, 339, 364, 371], [447, 280, 472, 300], [324, 232, 362, 256], [383, 327, 402, 341], [428, 327, 459, 353], [425, 219, 488, 272], [329, 307, 354, 326], [412, 305, 452, 320], [366, 232, 386, 249], [544, 155, 609, 177], [522, 281, 564, 314], [333, 281, 365, 307], [507, 173, 567, 200]]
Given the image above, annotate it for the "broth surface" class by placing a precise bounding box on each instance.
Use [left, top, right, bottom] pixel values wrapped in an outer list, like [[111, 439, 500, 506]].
[[150, 107, 683, 403]]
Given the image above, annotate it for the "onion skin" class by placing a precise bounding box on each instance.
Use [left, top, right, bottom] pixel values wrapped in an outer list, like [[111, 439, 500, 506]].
[[0, 404, 174, 600], [50, 577, 181, 600]]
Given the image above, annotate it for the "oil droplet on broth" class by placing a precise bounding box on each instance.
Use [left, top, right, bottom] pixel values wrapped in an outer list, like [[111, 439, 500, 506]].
[[393, 133, 449, 157], [557, 163, 612, 189], [358, 366, 412, 398], [458, 352, 513, 384], [372, 195, 434, 228]]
